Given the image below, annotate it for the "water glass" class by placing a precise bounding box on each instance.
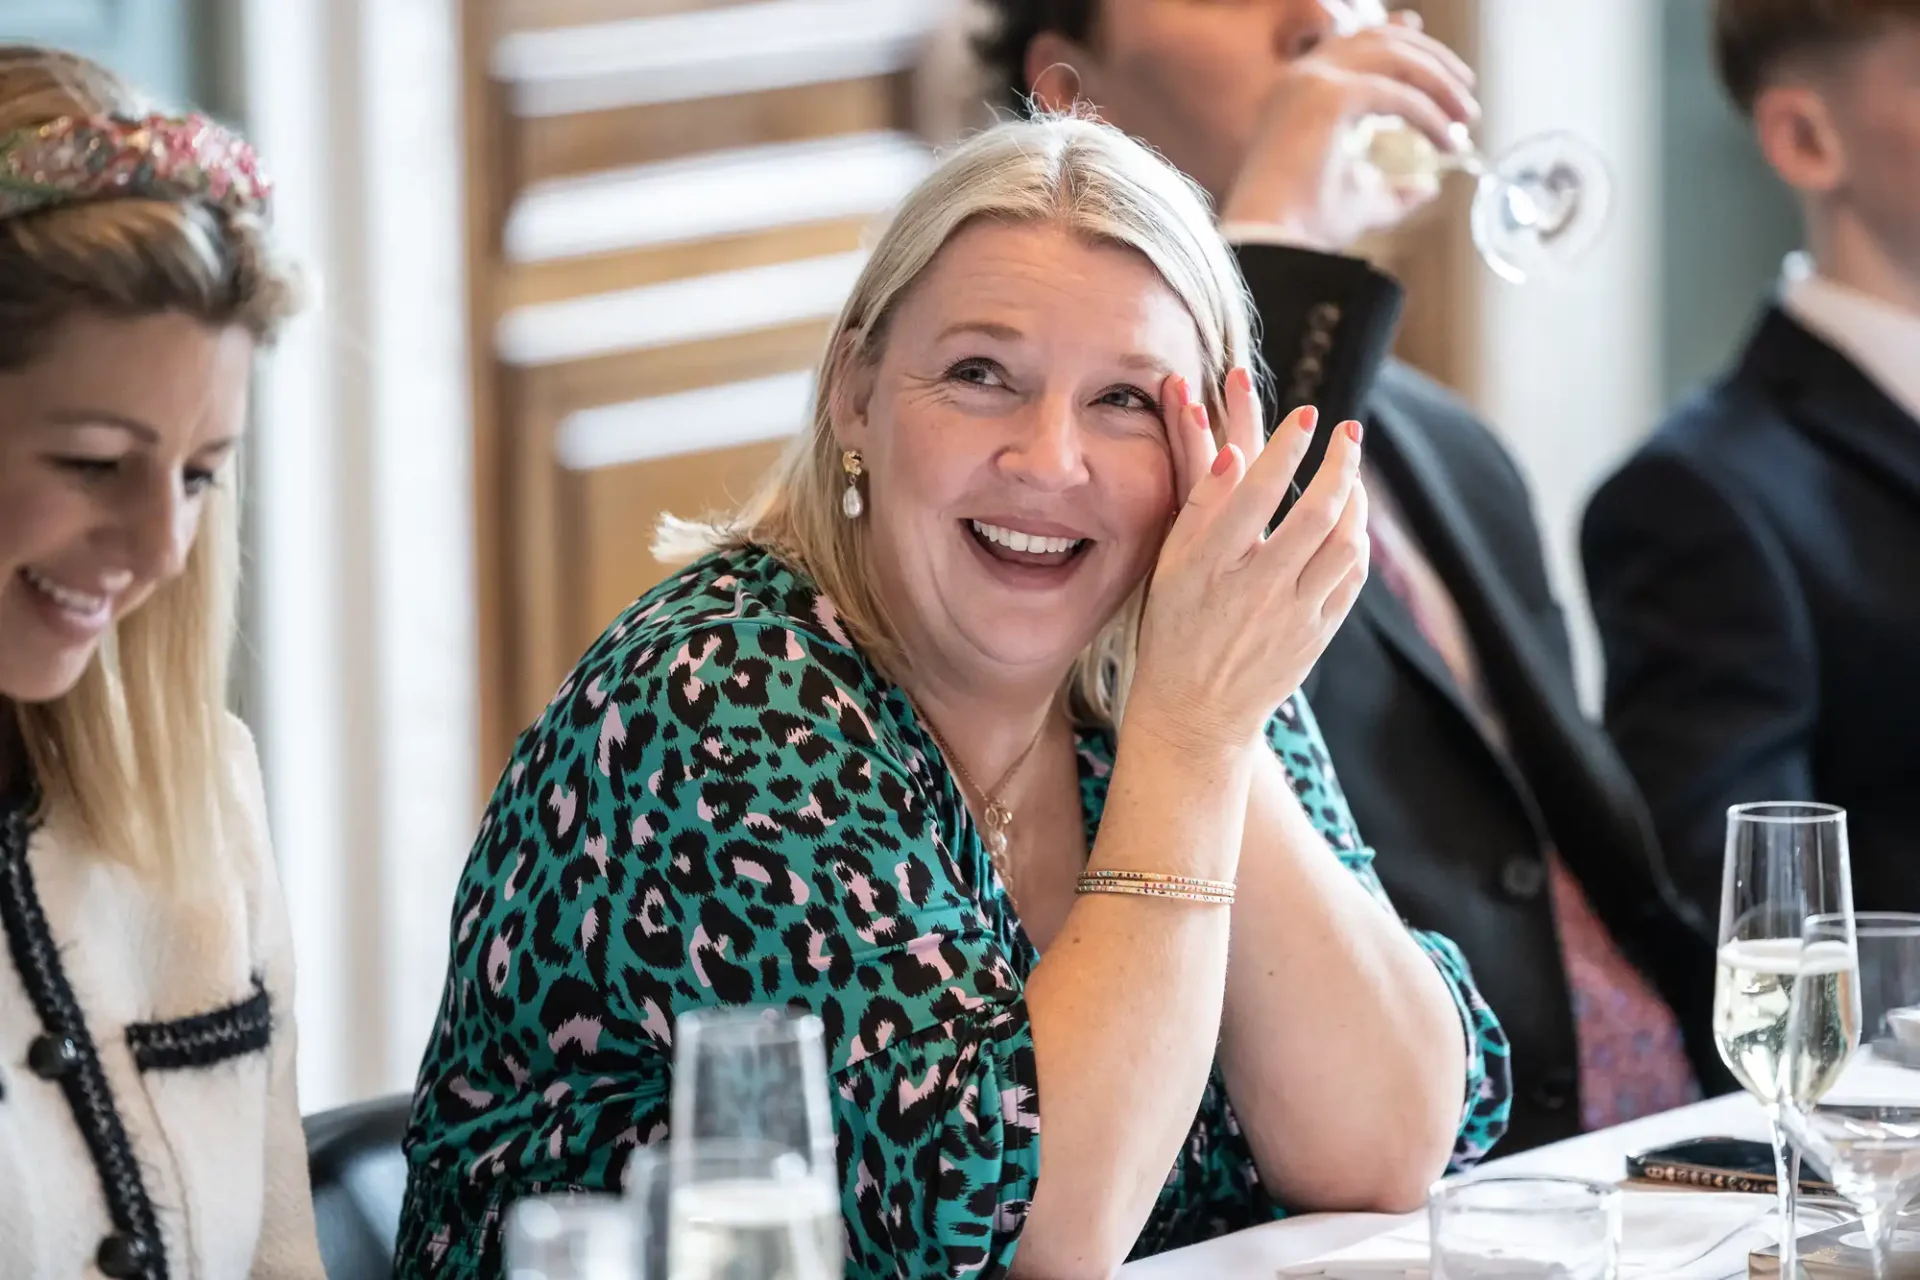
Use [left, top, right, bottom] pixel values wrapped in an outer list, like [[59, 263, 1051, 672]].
[[1429, 1177, 1621, 1279], [669, 1006, 843, 1280], [622, 1145, 671, 1280], [671, 1006, 834, 1176], [504, 1192, 638, 1280], [1782, 913, 1920, 1277], [666, 1144, 841, 1280]]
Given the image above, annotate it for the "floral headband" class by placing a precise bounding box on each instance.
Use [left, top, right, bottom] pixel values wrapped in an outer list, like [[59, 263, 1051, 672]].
[[0, 112, 272, 223]]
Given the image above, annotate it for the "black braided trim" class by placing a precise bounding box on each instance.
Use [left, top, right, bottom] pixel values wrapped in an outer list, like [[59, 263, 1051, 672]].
[[0, 792, 168, 1279], [127, 980, 271, 1073]]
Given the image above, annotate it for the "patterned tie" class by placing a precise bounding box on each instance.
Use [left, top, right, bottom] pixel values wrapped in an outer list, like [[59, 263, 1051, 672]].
[[1363, 469, 1700, 1130]]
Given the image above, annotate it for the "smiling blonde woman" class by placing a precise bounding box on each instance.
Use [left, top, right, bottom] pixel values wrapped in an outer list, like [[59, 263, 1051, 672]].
[[0, 45, 321, 1279], [399, 115, 1511, 1279]]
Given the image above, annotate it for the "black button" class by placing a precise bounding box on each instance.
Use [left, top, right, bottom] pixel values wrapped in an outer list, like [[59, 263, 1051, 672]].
[[27, 1033, 79, 1079], [1500, 857, 1546, 902], [96, 1232, 150, 1277]]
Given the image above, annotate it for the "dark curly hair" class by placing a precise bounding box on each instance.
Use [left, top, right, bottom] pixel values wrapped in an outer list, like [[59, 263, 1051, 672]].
[[975, 0, 1100, 110]]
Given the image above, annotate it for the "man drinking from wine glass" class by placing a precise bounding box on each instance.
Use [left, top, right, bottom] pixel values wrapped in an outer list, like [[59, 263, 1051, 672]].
[[1585, 0, 1920, 926], [977, 0, 1731, 1153]]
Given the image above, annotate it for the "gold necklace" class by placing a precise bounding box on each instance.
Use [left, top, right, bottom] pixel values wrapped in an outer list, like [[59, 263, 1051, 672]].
[[914, 704, 1049, 898]]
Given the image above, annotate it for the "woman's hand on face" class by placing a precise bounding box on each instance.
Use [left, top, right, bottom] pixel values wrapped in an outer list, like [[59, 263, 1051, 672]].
[[1132, 369, 1369, 752]]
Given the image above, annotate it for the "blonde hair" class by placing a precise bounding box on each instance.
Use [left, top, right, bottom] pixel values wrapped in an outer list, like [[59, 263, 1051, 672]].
[[0, 45, 301, 885], [658, 114, 1256, 726]]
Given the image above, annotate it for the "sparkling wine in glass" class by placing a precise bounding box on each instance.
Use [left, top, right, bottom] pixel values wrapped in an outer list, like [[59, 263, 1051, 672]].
[[1348, 114, 1614, 285], [669, 1007, 843, 1280], [1782, 914, 1920, 1277], [1713, 802, 1856, 1280], [1715, 936, 1857, 1105]]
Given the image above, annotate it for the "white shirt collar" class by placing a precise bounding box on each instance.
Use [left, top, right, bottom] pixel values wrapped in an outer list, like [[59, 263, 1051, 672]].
[[1778, 252, 1920, 425]]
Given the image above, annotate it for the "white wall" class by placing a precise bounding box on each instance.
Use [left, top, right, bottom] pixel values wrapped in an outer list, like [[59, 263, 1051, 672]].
[[239, 0, 476, 1110], [1474, 0, 1663, 709]]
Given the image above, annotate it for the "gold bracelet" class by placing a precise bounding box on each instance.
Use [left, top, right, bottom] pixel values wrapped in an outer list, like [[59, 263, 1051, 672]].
[[1078, 868, 1236, 896], [1076, 872, 1236, 906], [1076, 880, 1236, 905]]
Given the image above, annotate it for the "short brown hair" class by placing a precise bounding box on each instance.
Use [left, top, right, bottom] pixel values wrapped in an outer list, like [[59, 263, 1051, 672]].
[[1714, 0, 1920, 114]]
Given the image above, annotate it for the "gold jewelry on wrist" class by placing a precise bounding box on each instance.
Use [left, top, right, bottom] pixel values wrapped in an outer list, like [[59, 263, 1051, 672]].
[[1075, 869, 1236, 905]]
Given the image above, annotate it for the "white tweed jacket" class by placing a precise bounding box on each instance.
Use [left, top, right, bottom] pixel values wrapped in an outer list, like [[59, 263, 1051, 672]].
[[0, 719, 323, 1279]]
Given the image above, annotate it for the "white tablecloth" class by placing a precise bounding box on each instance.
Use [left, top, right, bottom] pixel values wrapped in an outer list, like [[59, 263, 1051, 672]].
[[1117, 1043, 1920, 1276], [1119, 1093, 1775, 1277]]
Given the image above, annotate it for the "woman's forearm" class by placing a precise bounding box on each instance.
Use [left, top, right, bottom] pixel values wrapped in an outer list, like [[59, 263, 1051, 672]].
[[1012, 714, 1253, 1279], [1218, 750, 1467, 1214]]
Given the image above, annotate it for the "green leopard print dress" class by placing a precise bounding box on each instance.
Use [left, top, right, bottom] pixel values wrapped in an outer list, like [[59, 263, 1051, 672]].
[[395, 546, 1511, 1278]]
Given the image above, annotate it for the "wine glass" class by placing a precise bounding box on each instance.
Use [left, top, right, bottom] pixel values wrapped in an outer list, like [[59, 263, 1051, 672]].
[[1349, 115, 1613, 285], [669, 1007, 843, 1280], [1330, 4, 1613, 284], [1782, 914, 1920, 1277], [1713, 802, 1856, 1280]]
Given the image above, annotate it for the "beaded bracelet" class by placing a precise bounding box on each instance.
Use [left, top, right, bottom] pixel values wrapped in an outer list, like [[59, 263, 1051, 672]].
[[1075, 868, 1236, 905]]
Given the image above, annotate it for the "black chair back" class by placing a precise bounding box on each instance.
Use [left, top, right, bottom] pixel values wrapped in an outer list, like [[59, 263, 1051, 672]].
[[305, 1094, 412, 1280]]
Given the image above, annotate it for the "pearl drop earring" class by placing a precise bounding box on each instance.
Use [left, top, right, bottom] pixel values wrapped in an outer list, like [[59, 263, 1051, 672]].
[[840, 450, 865, 519]]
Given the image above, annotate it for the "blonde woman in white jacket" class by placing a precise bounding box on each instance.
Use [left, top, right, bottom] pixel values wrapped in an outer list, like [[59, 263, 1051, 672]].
[[0, 45, 323, 1279]]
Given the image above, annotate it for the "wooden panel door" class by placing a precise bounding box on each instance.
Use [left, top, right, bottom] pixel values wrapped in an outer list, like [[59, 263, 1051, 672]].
[[467, 0, 937, 773], [561, 439, 793, 661]]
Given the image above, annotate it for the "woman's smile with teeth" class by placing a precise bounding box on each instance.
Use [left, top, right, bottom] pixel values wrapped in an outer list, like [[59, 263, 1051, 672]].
[[969, 520, 1084, 556], [22, 566, 113, 618]]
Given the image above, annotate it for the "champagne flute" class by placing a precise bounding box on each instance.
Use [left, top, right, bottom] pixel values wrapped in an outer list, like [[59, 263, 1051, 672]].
[[1782, 914, 1920, 1277], [669, 1007, 842, 1280], [1713, 802, 1856, 1280], [1349, 115, 1614, 285], [1327, 5, 1613, 284]]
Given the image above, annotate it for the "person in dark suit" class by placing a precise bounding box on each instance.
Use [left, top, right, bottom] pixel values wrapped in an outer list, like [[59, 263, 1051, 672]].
[[977, 0, 1728, 1153], [1584, 0, 1920, 925]]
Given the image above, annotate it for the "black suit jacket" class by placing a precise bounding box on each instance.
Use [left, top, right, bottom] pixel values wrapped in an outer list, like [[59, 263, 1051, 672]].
[[1583, 308, 1920, 924], [1236, 243, 1728, 1155]]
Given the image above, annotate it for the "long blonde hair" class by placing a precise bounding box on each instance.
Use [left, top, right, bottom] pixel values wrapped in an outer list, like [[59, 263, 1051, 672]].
[[658, 114, 1256, 725], [0, 46, 300, 884]]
